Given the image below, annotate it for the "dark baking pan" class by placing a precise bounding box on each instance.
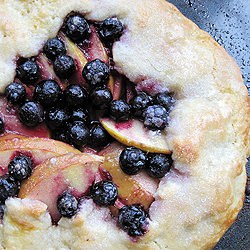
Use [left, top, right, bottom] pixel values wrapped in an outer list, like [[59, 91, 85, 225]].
[[167, 1, 250, 249]]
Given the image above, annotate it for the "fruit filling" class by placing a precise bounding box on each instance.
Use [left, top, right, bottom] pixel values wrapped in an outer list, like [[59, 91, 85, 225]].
[[0, 13, 176, 238]]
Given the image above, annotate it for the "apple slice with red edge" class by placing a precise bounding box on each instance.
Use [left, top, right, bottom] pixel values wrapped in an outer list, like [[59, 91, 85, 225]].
[[19, 153, 104, 222], [0, 135, 79, 176], [37, 54, 67, 89], [107, 73, 124, 100], [0, 97, 49, 139], [99, 143, 158, 209], [100, 118, 170, 154], [86, 26, 109, 63], [59, 33, 88, 86]]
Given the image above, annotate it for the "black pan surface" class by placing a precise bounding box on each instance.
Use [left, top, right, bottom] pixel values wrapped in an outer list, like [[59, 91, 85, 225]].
[[167, 1, 250, 249]]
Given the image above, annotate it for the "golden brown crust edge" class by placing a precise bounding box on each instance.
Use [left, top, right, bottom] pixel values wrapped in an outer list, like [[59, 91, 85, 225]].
[[0, 0, 249, 249]]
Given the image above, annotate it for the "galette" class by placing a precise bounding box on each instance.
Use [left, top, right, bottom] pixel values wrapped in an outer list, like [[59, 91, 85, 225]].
[[0, 0, 249, 249]]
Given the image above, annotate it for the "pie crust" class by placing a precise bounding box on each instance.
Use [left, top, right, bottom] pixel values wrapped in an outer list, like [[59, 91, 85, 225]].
[[0, 0, 249, 249]]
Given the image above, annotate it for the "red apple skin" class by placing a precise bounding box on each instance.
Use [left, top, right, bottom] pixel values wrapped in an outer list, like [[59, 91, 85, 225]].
[[0, 98, 49, 139], [0, 136, 79, 175], [86, 26, 109, 63], [37, 54, 66, 89], [19, 153, 104, 222], [99, 143, 158, 210]]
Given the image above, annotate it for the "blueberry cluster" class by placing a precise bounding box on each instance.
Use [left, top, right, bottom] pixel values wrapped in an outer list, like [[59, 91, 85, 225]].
[[105, 90, 175, 131], [0, 155, 33, 219], [5, 15, 126, 148], [56, 179, 148, 237], [119, 147, 173, 178]]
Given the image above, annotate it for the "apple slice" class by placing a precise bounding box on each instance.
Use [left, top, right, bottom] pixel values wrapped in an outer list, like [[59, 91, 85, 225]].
[[59, 33, 88, 86], [0, 136, 79, 175], [19, 153, 104, 221], [86, 26, 109, 63], [37, 54, 66, 89], [100, 118, 170, 154], [99, 143, 158, 209], [0, 97, 49, 139], [107, 74, 124, 100]]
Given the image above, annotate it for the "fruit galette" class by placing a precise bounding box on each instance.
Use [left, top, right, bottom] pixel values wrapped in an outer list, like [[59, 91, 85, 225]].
[[0, 0, 249, 249]]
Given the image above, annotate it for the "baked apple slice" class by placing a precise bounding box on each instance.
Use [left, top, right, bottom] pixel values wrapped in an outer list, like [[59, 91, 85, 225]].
[[99, 143, 158, 209], [60, 33, 88, 85], [100, 118, 170, 154], [0, 135, 79, 175], [19, 153, 103, 221], [86, 26, 109, 63]]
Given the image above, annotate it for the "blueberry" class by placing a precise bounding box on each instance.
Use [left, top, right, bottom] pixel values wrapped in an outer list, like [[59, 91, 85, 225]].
[[91, 181, 118, 206], [118, 205, 148, 236], [34, 80, 62, 108], [0, 204, 5, 220], [53, 55, 76, 78], [52, 130, 69, 143], [82, 59, 110, 88], [143, 105, 168, 130], [5, 82, 26, 105], [119, 147, 147, 175], [65, 15, 90, 42], [43, 38, 66, 60], [71, 108, 89, 123], [57, 192, 78, 218], [16, 60, 40, 84], [89, 123, 111, 148], [99, 17, 124, 42], [109, 100, 131, 122], [64, 84, 88, 107], [8, 155, 32, 181], [90, 87, 113, 110], [0, 175, 20, 202], [130, 92, 153, 118], [46, 107, 70, 130], [0, 118, 4, 134], [18, 101, 44, 127], [146, 154, 172, 178], [154, 92, 175, 111], [67, 121, 89, 147]]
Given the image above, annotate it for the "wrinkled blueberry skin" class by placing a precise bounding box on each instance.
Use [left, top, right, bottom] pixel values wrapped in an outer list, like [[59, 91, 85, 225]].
[[91, 181, 118, 206], [90, 87, 113, 110], [64, 84, 88, 107], [0, 175, 20, 202], [5, 82, 27, 105], [99, 17, 124, 42], [16, 60, 40, 84], [53, 55, 76, 78], [154, 92, 175, 111], [143, 105, 168, 130], [82, 59, 110, 88], [118, 205, 149, 236], [119, 147, 147, 175], [18, 101, 44, 127], [109, 100, 131, 122], [67, 121, 89, 147], [46, 107, 70, 130], [34, 80, 62, 108], [65, 15, 90, 42], [8, 155, 33, 181], [130, 92, 153, 118], [43, 38, 66, 61], [57, 192, 78, 218], [146, 153, 173, 178]]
